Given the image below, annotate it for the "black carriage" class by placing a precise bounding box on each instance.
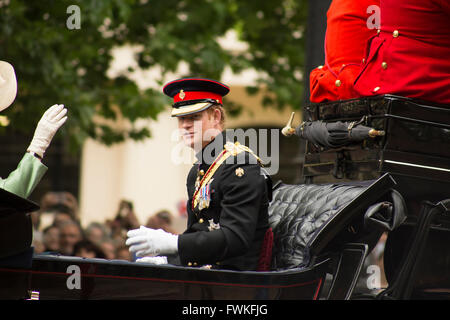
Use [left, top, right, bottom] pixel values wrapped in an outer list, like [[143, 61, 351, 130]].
[[302, 94, 450, 299], [0, 95, 449, 300]]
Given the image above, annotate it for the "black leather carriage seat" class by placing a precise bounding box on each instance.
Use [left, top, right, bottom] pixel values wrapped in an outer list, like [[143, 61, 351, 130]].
[[267, 173, 402, 271]]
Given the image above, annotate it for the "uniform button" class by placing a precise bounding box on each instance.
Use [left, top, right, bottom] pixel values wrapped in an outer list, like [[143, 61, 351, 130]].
[[317, 65, 323, 69], [393, 30, 399, 38], [362, 58, 365, 64], [335, 79, 342, 87], [382, 62, 388, 70], [193, 262, 198, 266], [198, 218, 204, 224], [199, 170, 205, 176], [377, 29, 381, 34], [188, 262, 192, 266], [374, 86, 380, 92]]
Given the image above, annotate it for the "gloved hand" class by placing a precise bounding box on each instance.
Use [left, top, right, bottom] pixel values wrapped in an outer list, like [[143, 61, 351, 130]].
[[135, 256, 168, 265], [27, 104, 68, 158], [126, 226, 178, 257]]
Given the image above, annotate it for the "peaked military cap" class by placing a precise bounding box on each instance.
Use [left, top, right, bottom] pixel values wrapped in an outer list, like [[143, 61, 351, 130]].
[[163, 78, 230, 117]]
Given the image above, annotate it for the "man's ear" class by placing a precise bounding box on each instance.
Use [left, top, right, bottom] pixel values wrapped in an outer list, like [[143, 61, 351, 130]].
[[213, 108, 222, 126]]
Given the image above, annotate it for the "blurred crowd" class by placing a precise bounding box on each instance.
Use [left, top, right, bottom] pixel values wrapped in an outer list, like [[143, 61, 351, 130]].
[[30, 191, 179, 261]]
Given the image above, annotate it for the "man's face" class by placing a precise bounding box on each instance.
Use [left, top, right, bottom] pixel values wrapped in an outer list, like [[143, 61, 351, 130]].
[[177, 109, 220, 150]]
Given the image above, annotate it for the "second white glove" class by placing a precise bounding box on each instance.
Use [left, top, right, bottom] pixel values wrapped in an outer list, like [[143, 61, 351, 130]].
[[135, 256, 168, 265], [27, 104, 68, 158], [126, 226, 178, 257]]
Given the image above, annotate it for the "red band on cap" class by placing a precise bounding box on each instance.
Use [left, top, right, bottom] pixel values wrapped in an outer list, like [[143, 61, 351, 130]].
[[173, 91, 222, 104]]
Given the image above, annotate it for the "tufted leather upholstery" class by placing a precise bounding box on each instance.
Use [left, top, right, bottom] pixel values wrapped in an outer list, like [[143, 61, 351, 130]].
[[268, 182, 370, 270]]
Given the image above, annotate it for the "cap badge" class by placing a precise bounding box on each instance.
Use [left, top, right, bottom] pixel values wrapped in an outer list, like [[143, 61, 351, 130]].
[[179, 89, 185, 100]]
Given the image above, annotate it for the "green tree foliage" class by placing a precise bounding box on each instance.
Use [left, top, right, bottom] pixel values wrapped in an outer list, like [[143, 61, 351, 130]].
[[0, 0, 307, 150]]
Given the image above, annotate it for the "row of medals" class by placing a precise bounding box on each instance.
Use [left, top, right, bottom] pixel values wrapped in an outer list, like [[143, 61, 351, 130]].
[[195, 169, 220, 231], [195, 169, 210, 211]]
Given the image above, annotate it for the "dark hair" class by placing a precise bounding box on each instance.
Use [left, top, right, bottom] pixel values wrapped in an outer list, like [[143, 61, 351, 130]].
[[46, 203, 75, 216], [73, 240, 106, 259], [155, 210, 173, 224]]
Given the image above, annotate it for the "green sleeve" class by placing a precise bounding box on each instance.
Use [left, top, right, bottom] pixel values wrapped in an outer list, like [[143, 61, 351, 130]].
[[0, 153, 48, 198]]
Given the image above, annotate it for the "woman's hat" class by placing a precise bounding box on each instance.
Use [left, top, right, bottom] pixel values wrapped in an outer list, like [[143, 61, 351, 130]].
[[0, 61, 17, 112]]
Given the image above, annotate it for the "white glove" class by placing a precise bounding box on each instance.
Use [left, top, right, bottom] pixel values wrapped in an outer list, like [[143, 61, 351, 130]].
[[27, 104, 68, 158], [126, 226, 178, 257], [135, 256, 168, 265]]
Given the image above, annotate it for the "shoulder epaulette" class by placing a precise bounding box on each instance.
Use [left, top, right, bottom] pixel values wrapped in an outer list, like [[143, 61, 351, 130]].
[[224, 141, 263, 166]]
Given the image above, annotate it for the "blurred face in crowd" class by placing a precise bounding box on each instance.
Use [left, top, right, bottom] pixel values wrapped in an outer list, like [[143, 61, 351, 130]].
[[53, 212, 73, 227], [100, 241, 116, 260], [59, 222, 82, 255], [43, 226, 60, 252], [177, 107, 222, 150], [116, 247, 131, 261], [76, 248, 97, 259], [87, 226, 104, 245], [146, 212, 173, 234]]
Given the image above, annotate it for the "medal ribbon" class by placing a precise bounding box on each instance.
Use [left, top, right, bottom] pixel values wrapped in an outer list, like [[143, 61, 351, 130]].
[[191, 141, 262, 210], [192, 148, 231, 210]]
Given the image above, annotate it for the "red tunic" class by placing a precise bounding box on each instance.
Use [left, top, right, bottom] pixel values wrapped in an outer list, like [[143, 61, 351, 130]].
[[354, 0, 450, 105], [309, 0, 380, 103]]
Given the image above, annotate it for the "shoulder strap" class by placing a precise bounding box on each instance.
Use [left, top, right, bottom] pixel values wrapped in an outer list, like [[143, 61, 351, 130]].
[[224, 141, 264, 166]]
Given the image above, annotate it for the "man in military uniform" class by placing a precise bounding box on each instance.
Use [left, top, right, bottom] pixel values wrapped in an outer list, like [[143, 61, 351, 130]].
[[126, 78, 272, 271]]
